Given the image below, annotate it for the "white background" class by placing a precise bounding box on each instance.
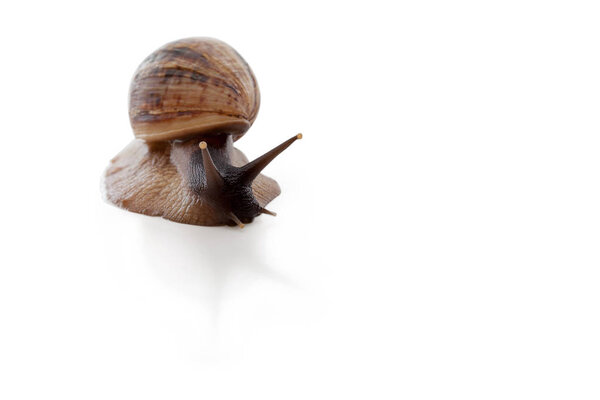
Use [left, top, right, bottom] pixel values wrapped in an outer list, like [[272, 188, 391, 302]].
[[1, 0, 599, 398]]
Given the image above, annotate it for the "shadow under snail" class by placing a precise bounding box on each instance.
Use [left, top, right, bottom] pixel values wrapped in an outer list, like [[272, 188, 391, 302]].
[[103, 37, 301, 228]]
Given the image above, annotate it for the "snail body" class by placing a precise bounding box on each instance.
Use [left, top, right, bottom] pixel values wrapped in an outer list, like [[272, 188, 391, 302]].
[[104, 37, 301, 227]]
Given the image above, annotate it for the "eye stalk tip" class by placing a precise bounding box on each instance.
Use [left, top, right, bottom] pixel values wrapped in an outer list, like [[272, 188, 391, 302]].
[[296, 133, 303, 140], [199, 141, 207, 149]]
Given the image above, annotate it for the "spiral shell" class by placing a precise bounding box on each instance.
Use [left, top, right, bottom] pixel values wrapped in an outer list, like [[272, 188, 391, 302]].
[[129, 37, 260, 142]]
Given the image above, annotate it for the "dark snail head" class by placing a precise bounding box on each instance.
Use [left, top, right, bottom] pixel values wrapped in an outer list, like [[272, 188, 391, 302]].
[[191, 134, 301, 227]]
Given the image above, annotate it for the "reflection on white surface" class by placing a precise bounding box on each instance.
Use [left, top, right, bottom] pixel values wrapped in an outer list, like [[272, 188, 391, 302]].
[[138, 215, 298, 324]]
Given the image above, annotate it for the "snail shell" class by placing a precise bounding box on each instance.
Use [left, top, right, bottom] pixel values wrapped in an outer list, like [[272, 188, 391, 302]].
[[129, 37, 260, 142]]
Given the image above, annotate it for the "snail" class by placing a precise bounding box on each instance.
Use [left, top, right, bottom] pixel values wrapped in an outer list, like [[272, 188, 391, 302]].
[[103, 37, 301, 228]]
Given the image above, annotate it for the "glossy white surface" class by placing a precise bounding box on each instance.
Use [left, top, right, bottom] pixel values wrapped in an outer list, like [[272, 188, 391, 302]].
[[1, 1, 600, 398]]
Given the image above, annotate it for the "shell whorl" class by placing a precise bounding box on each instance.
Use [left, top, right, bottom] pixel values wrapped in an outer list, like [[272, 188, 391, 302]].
[[129, 37, 260, 142]]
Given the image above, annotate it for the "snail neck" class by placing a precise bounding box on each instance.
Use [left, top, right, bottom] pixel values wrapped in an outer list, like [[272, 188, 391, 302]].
[[170, 134, 260, 226]]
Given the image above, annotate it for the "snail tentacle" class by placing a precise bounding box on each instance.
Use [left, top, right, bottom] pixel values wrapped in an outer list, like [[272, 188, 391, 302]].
[[199, 141, 224, 189], [260, 208, 277, 216], [228, 212, 245, 229], [239, 134, 303, 185]]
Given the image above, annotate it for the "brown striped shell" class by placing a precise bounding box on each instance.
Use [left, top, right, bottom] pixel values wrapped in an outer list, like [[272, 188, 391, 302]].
[[129, 37, 260, 142]]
